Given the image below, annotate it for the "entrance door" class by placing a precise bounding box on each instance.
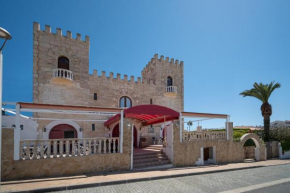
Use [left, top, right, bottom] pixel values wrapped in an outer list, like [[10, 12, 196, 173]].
[[49, 124, 77, 139], [112, 124, 120, 137], [204, 148, 210, 161], [64, 131, 75, 138]]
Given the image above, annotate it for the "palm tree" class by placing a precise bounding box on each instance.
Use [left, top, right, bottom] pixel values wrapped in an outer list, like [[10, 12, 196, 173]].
[[240, 81, 281, 142]]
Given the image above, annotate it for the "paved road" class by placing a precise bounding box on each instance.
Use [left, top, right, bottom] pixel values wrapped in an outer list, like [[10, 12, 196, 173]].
[[50, 164, 290, 193]]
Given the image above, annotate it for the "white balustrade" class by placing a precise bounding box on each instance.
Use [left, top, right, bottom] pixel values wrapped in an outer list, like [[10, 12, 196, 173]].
[[182, 131, 227, 142], [19, 137, 119, 160], [53, 68, 73, 81], [165, 86, 177, 93]]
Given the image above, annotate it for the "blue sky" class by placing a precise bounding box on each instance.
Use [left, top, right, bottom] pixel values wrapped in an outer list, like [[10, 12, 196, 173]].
[[0, 0, 289, 127]]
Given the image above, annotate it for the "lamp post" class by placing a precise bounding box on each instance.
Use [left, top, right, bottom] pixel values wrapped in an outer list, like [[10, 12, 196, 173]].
[[0, 27, 12, 184]]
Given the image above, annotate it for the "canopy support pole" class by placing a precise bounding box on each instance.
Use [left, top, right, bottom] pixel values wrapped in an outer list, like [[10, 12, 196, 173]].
[[130, 124, 134, 170], [120, 110, 124, 153], [179, 112, 182, 142], [14, 103, 20, 160]]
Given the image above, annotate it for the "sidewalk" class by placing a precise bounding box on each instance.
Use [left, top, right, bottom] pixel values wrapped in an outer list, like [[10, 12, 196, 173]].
[[1, 159, 290, 193]]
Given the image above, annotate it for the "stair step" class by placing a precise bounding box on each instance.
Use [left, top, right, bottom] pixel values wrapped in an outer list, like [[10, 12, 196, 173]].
[[133, 164, 173, 171], [133, 157, 169, 164], [133, 160, 171, 168], [134, 153, 166, 160], [134, 151, 164, 156], [244, 159, 255, 163]]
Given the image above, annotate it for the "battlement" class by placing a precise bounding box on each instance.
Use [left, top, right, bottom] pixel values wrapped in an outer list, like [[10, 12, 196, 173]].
[[91, 70, 151, 85], [33, 22, 89, 43], [142, 54, 184, 74]]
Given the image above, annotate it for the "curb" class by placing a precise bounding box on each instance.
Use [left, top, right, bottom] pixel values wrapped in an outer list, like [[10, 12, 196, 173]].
[[11, 165, 267, 193]]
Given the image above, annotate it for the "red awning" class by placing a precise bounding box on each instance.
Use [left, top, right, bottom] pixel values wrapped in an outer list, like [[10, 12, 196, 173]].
[[104, 105, 179, 127]]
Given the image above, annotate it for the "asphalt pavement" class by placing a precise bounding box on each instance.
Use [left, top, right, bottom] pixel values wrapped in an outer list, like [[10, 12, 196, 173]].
[[48, 163, 290, 193]]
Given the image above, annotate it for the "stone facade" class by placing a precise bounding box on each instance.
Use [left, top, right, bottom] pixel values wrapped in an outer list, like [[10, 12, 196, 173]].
[[2, 119, 132, 180], [32, 22, 184, 139]]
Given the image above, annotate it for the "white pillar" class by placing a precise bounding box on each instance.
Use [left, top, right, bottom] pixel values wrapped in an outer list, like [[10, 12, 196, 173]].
[[14, 103, 20, 160], [200, 147, 204, 165], [131, 124, 134, 170], [120, 110, 124, 153], [226, 121, 233, 141], [197, 126, 202, 132], [179, 112, 182, 142], [213, 146, 217, 164]]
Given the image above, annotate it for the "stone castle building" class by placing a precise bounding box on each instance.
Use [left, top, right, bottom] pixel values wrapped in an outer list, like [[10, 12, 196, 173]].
[[32, 22, 184, 145]]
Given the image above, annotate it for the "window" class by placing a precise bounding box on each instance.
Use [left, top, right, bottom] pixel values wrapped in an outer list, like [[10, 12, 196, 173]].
[[167, 76, 173, 86], [94, 93, 97, 100], [150, 99, 153, 104], [119, 96, 132, 108], [58, 56, 69, 70], [92, 124, 95, 131]]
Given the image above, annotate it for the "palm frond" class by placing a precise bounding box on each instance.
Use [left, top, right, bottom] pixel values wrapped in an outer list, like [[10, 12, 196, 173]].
[[240, 81, 281, 103]]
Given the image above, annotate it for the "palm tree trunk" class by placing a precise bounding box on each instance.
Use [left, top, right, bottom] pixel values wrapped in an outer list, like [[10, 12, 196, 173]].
[[264, 115, 270, 142]]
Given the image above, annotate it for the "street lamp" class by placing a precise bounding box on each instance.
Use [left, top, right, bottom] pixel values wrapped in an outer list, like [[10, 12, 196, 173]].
[[0, 27, 12, 184]]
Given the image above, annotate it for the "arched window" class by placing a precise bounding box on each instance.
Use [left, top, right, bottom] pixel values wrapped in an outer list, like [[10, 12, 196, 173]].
[[58, 57, 69, 70], [119, 96, 132, 108], [167, 76, 173, 86]]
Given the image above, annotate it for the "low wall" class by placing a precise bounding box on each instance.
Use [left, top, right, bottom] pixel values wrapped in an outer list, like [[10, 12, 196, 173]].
[[172, 122, 266, 166], [1, 120, 132, 180]]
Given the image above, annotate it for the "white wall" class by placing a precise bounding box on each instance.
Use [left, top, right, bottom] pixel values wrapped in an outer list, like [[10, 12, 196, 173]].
[[163, 123, 173, 162], [279, 143, 290, 159], [2, 115, 39, 140]]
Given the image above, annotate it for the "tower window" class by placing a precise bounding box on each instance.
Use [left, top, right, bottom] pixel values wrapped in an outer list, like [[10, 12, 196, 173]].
[[167, 76, 173, 86], [94, 93, 97, 100], [58, 57, 69, 70], [119, 96, 132, 108]]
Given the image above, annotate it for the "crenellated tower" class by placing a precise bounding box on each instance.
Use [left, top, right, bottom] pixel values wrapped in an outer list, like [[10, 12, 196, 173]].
[[32, 22, 90, 104], [142, 54, 184, 111]]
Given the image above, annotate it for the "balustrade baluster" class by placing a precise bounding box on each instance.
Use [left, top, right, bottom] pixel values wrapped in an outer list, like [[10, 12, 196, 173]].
[[40, 141, 44, 159], [32, 141, 37, 159], [25, 141, 30, 160], [88, 140, 92, 155], [72, 140, 76, 156], [108, 139, 111, 153], [112, 139, 116, 153], [60, 140, 63, 157], [103, 139, 107, 153], [93, 139, 97, 154], [47, 140, 51, 158], [66, 140, 69, 157], [98, 139, 102, 153], [53, 140, 57, 158], [77, 140, 81, 156]]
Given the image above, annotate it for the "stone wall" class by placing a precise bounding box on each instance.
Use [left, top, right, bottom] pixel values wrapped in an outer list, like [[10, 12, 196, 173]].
[[1, 119, 132, 180], [172, 121, 266, 166]]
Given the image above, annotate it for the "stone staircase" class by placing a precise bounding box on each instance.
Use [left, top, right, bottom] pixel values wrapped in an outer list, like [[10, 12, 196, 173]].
[[133, 145, 172, 170]]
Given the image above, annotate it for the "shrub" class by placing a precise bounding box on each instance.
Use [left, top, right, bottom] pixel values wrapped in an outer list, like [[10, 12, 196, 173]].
[[270, 126, 290, 151]]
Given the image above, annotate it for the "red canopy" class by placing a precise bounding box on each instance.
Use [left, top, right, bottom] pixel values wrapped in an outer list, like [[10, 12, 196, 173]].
[[104, 105, 179, 127]]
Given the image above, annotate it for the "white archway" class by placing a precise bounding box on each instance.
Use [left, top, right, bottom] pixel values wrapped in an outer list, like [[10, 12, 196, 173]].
[[43, 120, 83, 139], [240, 133, 262, 161]]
